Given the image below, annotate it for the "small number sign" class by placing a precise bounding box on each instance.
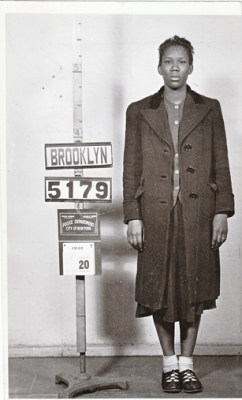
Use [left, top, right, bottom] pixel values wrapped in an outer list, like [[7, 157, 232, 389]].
[[62, 242, 95, 275], [45, 177, 112, 202]]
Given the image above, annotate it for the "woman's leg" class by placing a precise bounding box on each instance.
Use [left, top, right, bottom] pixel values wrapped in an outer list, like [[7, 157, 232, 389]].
[[179, 315, 202, 393], [180, 315, 201, 356], [153, 314, 175, 355], [153, 314, 181, 392]]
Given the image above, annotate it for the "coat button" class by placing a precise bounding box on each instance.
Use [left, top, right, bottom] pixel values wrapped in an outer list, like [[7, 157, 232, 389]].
[[187, 167, 195, 174], [189, 192, 198, 200], [184, 143, 192, 151]]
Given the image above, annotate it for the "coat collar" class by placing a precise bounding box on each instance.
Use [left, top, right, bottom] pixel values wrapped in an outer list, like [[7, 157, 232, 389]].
[[140, 85, 212, 147]]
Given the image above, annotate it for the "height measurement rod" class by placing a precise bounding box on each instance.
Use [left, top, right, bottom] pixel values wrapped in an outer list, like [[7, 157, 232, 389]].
[[73, 16, 83, 178], [73, 16, 85, 359]]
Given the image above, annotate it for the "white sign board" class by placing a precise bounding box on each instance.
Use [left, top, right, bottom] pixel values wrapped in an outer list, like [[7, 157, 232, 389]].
[[62, 242, 95, 276], [45, 177, 112, 202], [45, 142, 113, 169]]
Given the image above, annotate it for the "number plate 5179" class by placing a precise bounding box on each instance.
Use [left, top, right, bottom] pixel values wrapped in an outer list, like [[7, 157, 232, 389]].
[[45, 177, 112, 202]]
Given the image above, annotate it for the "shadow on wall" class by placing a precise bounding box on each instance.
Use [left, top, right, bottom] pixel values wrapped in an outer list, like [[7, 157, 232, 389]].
[[91, 265, 140, 377], [99, 265, 138, 344], [86, 71, 144, 369], [204, 77, 240, 144], [90, 202, 142, 360]]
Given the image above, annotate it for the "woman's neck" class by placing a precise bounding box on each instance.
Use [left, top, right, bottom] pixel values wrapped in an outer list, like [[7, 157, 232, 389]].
[[164, 85, 187, 104]]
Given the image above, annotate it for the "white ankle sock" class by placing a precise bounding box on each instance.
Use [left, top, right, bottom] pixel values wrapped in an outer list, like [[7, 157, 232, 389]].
[[179, 356, 193, 372], [163, 355, 179, 373]]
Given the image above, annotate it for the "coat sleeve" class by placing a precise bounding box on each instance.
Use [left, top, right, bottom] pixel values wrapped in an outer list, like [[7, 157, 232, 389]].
[[123, 103, 143, 224], [212, 100, 234, 217]]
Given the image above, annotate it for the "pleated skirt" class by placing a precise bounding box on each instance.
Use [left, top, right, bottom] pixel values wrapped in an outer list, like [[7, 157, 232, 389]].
[[136, 200, 216, 323]]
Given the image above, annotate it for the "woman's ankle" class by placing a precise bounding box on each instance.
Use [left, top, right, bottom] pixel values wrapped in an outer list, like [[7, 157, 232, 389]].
[[179, 356, 193, 372], [163, 354, 179, 373]]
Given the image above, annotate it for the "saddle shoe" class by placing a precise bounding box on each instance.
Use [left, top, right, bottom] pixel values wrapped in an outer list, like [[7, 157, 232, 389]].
[[162, 369, 181, 393], [180, 369, 202, 393]]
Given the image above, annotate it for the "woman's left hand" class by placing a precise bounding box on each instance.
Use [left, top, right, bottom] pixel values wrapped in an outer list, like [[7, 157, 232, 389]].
[[212, 213, 228, 250]]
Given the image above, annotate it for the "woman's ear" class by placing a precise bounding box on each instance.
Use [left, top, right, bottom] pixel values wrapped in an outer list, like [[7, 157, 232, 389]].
[[158, 65, 163, 76], [188, 65, 193, 75]]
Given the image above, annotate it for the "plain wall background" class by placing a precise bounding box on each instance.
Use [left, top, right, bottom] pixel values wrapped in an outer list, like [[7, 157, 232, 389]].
[[5, 13, 242, 357]]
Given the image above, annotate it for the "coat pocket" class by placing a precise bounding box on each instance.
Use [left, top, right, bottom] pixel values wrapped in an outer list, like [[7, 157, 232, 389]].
[[202, 182, 217, 219]]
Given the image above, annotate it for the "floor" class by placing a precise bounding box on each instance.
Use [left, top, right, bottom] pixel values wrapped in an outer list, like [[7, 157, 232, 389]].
[[9, 356, 242, 398]]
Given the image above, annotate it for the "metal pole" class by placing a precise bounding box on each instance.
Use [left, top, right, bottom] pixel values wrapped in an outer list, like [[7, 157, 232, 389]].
[[76, 276, 87, 375]]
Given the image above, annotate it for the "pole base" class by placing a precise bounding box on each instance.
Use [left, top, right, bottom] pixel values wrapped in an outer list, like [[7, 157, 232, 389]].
[[55, 372, 128, 398]]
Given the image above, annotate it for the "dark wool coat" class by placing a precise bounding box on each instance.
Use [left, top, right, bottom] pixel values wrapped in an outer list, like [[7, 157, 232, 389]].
[[123, 85, 234, 312]]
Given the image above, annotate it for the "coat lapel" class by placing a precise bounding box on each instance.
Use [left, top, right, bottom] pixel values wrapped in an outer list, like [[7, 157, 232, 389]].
[[140, 102, 173, 148], [178, 93, 211, 144], [140, 86, 212, 148]]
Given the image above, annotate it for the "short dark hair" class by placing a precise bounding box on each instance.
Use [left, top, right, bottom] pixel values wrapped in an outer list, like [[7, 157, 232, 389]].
[[158, 35, 194, 66]]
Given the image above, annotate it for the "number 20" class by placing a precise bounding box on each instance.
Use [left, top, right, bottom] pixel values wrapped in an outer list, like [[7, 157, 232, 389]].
[[79, 260, 89, 269]]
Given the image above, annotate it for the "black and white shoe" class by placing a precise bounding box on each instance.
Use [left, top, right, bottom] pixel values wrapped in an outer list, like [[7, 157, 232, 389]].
[[180, 369, 202, 393], [162, 369, 181, 393]]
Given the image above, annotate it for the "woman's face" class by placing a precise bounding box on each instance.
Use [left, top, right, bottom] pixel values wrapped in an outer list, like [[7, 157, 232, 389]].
[[158, 45, 193, 90]]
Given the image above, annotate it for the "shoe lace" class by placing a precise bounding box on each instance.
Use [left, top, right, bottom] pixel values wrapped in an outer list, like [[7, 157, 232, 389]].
[[182, 370, 197, 382], [166, 370, 179, 383]]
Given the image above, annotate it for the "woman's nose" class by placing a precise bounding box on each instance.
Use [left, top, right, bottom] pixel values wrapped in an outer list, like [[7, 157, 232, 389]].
[[171, 63, 179, 71]]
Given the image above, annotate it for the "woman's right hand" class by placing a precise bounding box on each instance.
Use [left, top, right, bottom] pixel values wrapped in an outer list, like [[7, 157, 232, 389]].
[[127, 219, 144, 251]]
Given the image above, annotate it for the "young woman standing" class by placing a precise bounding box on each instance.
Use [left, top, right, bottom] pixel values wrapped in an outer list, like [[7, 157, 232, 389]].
[[123, 36, 234, 393]]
